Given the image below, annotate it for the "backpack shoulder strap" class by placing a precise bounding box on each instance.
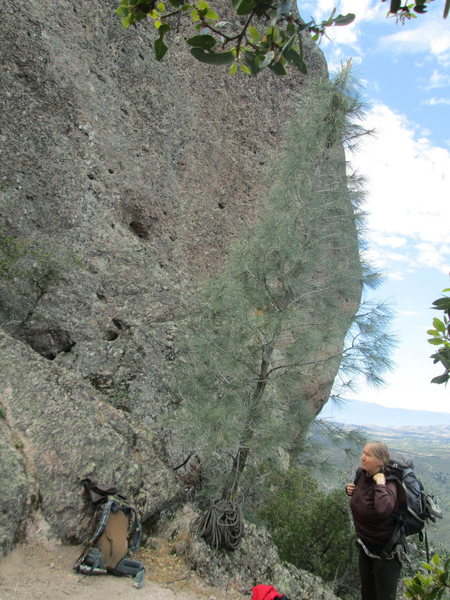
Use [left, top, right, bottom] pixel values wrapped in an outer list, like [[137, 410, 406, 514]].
[[354, 467, 363, 485]]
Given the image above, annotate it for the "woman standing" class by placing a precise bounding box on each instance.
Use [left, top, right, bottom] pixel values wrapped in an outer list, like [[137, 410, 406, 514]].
[[345, 441, 403, 600]]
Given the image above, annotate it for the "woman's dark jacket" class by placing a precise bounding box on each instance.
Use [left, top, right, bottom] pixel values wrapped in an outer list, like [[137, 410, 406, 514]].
[[350, 470, 398, 547]]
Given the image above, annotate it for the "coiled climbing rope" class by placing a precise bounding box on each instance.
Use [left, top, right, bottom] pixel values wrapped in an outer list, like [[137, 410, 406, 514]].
[[190, 498, 244, 551]]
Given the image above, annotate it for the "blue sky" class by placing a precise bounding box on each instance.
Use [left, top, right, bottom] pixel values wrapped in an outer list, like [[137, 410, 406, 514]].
[[299, 0, 450, 413]]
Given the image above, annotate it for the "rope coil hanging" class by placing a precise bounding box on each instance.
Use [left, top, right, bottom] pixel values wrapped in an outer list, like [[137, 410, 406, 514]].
[[190, 498, 244, 551]]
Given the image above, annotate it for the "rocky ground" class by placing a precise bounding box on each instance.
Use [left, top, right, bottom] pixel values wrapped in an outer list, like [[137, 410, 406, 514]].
[[0, 541, 248, 600]]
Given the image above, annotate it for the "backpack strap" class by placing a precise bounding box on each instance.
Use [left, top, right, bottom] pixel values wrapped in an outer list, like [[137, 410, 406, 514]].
[[353, 467, 363, 485], [115, 558, 145, 589], [126, 505, 142, 552]]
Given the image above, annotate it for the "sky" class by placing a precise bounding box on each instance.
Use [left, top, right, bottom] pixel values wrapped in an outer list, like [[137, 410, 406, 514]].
[[299, 0, 450, 414]]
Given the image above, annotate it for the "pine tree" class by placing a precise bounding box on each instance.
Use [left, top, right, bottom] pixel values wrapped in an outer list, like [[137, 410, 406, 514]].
[[170, 66, 394, 536]]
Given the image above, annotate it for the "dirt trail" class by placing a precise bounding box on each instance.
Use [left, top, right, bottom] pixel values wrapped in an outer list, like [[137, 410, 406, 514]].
[[0, 543, 246, 600]]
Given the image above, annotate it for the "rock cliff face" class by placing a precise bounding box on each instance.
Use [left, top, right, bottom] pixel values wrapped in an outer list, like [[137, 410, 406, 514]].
[[0, 0, 359, 581]]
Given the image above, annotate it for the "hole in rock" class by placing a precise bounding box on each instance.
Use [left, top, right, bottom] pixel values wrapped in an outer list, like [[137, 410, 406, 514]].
[[104, 330, 119, 341], [129, 221, 149, 239]]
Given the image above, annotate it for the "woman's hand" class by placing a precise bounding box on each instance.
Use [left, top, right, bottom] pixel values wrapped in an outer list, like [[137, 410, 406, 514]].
[[373, 472, 386, 485], [345, 483, 355, 496]]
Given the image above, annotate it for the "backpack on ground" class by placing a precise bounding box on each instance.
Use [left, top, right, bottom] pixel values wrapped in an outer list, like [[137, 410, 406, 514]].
[[354, 452, 442, 559], [73, 478, 145, 589]]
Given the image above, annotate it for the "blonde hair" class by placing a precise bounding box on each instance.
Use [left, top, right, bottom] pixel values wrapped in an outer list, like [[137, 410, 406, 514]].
[[366, 441, 390, 468]]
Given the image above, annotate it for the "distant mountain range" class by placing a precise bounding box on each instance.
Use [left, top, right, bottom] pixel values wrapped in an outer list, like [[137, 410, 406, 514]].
[[318, 398, 450, 427]]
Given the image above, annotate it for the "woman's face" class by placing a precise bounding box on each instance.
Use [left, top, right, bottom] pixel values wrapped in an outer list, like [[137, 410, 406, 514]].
[[361, 445, 384, 475]]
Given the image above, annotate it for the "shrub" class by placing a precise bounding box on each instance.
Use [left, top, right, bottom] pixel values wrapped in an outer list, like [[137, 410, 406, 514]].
[[404, 553, 450, 599], [259, 466, 359, 598]]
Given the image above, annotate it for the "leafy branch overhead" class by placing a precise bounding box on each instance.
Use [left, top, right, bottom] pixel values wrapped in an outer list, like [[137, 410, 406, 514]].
[[115, 0, 355, 76], [428, 288, 450, 386], [115, 1, 449, 76]]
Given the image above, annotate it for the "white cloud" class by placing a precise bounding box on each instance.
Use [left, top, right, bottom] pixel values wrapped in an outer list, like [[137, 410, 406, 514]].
[[370, 233, 407, 248], [426, 69, 450, 89], [349, 103, 450, 275], [379, 16, 450, 62], [423, 97, 450, 105], [299, 0, 385, 49]]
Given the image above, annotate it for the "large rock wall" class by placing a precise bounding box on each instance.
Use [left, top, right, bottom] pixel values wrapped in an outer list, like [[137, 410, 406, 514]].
[[0, 0, 330, 424], [0, 0, 361, 556]]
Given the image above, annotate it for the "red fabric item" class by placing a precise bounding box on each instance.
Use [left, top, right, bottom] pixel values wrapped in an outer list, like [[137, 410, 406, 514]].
[[251, 584, 283, 600]]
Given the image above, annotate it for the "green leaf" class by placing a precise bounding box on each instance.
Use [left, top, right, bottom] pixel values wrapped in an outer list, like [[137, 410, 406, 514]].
[[268, 60, 287, 75], [285, 48, 307, 74], [248, 26, 261, 41], [259, 50, 275, 69], [186, 34, 217, 49], [431, 373, 450, 384], [427, 329, 439, 336], [231, 0, 255, 16], [433, 317, 446, 333], [154, 37, 168, 60], [190, 47, 234, 65], [332, 13, 356, 26], [428, 338, 443, 345], [121, 14, 133, 28], [158, 23, 171, 35], [281, 33, 297, 56], [432, 298, 450, 310]]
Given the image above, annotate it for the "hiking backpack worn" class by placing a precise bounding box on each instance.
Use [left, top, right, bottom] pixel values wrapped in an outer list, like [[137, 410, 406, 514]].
[[354, 452, 442, 558], [73, 478, 145, 588]]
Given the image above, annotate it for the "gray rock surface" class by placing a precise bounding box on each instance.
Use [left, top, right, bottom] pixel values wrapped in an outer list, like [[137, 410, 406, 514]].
[[0, 330, 182, 552], [0, 421, 28, 558], [0, 1, 360, 593], [157, 505, 340, 600]]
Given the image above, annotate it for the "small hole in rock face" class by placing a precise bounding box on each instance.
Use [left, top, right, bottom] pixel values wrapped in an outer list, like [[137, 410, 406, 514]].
[[129, 221, 149, 239], [96, 292, 107, 302], [20, 327, 75, 360], [111, 223, 115, 229], [104, 330, 119, 341], [218, 202, 225, 209], [112, 318, 125, 330], [108, 168, 114, 174]]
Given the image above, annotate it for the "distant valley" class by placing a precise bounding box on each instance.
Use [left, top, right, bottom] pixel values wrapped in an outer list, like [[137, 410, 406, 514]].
[[318, 398, 450, 427]]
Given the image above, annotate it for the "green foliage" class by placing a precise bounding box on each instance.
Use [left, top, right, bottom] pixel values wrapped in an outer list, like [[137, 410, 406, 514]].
[[404, 553, 450, 599], [387, 0, 450, 21], [170, 66, 394, 508], [427, 288, 450, 385], [259, 467, 359, 598], [115, 0, 355, 76], [114, 1, 450, 76]]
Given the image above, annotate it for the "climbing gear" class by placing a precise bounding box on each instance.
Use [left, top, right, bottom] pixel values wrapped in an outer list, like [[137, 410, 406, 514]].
[[190, 498, 244, 551]]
